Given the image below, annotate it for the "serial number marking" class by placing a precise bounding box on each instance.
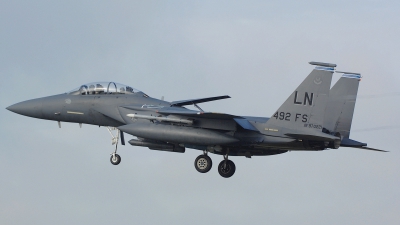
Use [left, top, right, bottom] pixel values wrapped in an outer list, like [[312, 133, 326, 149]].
[[273, 112, 308, 122], [304, 123, 322, 129]]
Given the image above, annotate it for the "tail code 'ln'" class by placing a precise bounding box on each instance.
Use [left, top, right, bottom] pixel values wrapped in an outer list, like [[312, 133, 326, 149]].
[[294, 91, 314, 106], [265, 62, 336, 133]]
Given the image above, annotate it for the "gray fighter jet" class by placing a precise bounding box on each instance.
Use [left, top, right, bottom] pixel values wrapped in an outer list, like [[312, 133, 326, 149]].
[[6, 61, 386, 178]]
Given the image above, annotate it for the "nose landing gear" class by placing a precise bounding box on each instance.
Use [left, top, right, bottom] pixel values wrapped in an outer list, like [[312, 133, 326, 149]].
[[107, 127, 124, 165], [110, 153, 121, 165]]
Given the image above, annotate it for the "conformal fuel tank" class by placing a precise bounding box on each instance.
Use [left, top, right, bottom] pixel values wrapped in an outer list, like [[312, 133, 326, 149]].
[[118, 122, 238, 145]]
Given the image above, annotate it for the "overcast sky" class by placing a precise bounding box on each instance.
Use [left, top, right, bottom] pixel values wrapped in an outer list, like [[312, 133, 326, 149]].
[[1, 1, 400, 224]]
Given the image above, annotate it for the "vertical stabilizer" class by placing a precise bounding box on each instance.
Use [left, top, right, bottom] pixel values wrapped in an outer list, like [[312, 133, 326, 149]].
[[324, 72, 361, 138], [265, 62, 335, 134]]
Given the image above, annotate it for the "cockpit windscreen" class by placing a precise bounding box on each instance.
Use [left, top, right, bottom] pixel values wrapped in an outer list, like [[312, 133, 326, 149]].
[[68, 82, 144, 96]]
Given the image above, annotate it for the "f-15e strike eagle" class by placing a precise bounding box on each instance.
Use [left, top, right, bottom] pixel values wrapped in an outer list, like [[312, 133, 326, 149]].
[[6, 61, 386, 178]]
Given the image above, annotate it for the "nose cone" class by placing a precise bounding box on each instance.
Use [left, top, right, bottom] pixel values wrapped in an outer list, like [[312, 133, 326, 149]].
[[7, 98, 43, 118]]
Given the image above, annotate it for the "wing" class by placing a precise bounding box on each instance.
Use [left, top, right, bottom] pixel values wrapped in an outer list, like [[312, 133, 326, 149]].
[[121, 104, 260, 132], [170, 95, 230, 106], [157, 107, 235, 118], [156, 107, 259, 132]]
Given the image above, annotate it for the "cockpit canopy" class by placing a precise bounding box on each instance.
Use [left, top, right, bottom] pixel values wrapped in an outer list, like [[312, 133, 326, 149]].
[[68, 82, 146, 96]]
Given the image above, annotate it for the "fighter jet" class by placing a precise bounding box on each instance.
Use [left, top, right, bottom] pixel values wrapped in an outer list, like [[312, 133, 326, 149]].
[[6, 61, 386, 178]]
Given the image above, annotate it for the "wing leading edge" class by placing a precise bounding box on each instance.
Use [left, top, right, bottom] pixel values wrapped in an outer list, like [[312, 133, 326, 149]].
[[170, 95, 230, 106]]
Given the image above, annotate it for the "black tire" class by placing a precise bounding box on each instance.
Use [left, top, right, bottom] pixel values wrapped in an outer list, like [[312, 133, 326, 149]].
[[194, 155, 212, 173], [218, 160, 236, 178], [110, 154, 121, 165]]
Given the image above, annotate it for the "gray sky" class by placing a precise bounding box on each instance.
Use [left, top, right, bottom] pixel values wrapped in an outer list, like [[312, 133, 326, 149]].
[[1, 1, 399, 224]]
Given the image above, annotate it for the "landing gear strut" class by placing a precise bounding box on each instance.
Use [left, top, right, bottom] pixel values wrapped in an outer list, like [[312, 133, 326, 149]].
[[107, 127, 123, 165], [218, 153, 236, 178], [194, 151, 212, 173]]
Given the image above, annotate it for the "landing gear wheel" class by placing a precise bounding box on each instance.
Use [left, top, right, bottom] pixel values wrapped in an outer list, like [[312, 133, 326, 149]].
[[194, 155, 212, 173], [218, 160, 236, 178], [110, 154, 121, 165]]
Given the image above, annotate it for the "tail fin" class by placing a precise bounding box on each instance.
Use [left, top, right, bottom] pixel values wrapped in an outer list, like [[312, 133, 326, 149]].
[[265, 62, 335, 134], [323, 72, 361, 138]]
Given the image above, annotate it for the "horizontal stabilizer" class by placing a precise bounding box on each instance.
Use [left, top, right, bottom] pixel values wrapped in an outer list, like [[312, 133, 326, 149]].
[[285, 132, 340, 141], [340, 138, 388, 152], [345, 146, 388, 152], [340, 138, 366, 147], [171, 95, 230, 106]]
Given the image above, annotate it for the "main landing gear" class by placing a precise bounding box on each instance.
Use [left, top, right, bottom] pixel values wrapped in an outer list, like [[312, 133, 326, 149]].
[[218, 155, 236, 178], [194, 150, 236, 178], [194, 152, 212, 173], [107, 127, 124, 165]]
